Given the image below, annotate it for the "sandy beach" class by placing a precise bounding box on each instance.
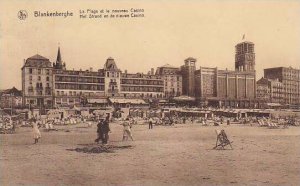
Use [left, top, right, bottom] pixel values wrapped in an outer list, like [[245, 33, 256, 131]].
[[1, 122, 300, 186]]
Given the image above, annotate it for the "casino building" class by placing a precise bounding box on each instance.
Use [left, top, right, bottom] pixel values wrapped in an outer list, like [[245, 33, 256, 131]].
[[188, 41, 257, 108]]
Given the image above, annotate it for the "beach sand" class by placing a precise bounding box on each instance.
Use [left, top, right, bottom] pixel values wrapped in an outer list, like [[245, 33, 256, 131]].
[[1, 122, 300, 186]]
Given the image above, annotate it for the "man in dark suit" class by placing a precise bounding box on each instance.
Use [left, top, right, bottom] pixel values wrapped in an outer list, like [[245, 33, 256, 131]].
[[102, 113, 111, 144]]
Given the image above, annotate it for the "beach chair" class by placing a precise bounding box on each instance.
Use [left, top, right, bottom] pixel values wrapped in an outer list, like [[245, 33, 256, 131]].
[[257, 120, 262, 127], [261, 120, 267, 127], [213, 129, 233, 150], [267, 120, 279, 129]]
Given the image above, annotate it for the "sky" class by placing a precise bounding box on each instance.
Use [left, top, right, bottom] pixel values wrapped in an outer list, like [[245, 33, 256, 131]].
[[0, 0, 300, 90]]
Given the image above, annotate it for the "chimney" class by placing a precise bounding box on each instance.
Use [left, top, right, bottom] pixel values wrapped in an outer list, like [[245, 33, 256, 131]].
[[90, 67, 93, 72], [125, 70, 127, 74]]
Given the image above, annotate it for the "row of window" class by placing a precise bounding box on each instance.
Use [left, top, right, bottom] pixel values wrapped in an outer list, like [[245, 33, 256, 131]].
[[122, 93, 164, 98], [121, 79, 164, 85], [28, 68, 51, 75], [55, 76, 105, 83], [121, 86, 164, 92], [29, 75, 50, 81], [55, 83, 105, 90], [55, 98, 80, 103], [55, 91, 104, 97], [107, 71, 120, 78]]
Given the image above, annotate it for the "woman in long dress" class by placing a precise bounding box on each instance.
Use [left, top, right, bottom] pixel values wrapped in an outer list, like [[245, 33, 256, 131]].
[[32, 118, 41, 144], [122, 118, 134, 141]]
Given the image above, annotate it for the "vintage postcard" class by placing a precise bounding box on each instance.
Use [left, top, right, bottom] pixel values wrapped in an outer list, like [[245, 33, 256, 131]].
[[0, 0, 300, 185]]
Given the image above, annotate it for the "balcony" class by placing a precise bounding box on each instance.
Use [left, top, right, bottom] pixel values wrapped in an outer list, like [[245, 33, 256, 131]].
[[108, 89, 119, 93], [109, 82, 118, 86], [36, 87, 43, 91], [28, 87, 34, 92], [45, 87, 52, 95]]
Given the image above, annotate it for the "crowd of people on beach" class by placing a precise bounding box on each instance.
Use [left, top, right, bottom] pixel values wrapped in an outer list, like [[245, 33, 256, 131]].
[[1, 109, 300, 145]]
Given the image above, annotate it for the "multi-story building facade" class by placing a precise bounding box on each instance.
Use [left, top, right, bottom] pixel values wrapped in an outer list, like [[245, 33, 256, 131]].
[[194, 68, 256, 107], [256, 78, 270, 101], [21, 54, 53, 108], [156, 64, 182, 98], [256, 77, 284, 104], [120, 72, 164, 99], [21, 40, 262, 109], [0, 87, 22, 109], [184, 41, 257, 108], [235, 41, 255, 72], [195, 67, 217, 98], [22, 48, 164, 108], [264, 67, 300, 105], [181, 57, 196, 97]]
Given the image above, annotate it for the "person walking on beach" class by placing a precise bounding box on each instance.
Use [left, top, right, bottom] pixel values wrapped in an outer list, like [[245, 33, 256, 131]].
[[149, 117, 154, 129], [32, 117, 41, 144], [95, 117, 104, 143], [102, 114, 111, 144], [122, 117, 134, 141]]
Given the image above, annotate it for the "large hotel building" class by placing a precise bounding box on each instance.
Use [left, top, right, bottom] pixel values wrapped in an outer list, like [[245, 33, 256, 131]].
[[22, 48, 164, 108], [21, 40, 273, 109]]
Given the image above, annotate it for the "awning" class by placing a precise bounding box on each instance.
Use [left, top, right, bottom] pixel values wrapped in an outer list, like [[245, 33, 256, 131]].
[[88, 98, 108, 104], [109, 98, 146, 104], [173, 96, 196, 101], [159, 100, 168, 103], [266, 103, 282, 107]]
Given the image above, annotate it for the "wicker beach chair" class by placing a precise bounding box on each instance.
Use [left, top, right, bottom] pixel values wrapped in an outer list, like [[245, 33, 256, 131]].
[[213, 129, 233, 150]]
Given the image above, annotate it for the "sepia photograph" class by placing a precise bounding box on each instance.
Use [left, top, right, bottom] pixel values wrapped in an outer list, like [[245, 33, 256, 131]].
[[0, 0, 300, 185]]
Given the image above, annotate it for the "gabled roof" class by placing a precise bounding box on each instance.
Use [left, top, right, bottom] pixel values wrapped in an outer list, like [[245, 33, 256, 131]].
[[1, 87, 22, 96], [257, 77, 269, 85]]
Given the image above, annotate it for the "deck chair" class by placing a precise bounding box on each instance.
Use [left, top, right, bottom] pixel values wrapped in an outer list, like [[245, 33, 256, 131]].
[[261, 120, 267, 127], [267, 121, 279, 129], [258, 120, 263, 127], [213, 129, 233, 150]]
